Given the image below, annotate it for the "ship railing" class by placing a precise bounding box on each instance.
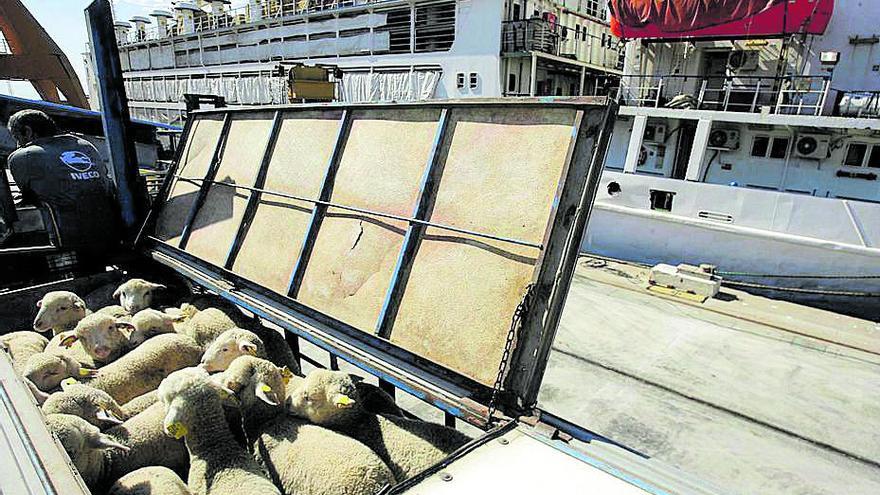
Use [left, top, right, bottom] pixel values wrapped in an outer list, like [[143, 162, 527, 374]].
[[501, 19, 624, 71], [618, 74, 832, 116], [117, 1, 401, 45]]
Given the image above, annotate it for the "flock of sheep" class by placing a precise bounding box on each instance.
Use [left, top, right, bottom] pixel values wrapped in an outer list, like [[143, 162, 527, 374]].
[[0, 279, 471, 495]]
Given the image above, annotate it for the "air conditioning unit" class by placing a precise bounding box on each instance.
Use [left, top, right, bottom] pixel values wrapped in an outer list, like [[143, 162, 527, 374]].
[[638, 144, 666, 170], [728, 50, 760, 72], [794, 134, 831, 159], [643, 123, 667, 144], [707, 129, 740, 151]]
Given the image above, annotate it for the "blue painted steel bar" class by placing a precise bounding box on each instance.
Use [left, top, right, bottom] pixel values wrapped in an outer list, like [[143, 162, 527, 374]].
[[177, 113, 232, 249], [374, 108, 451, 337], [223, 110, 283, 269], [85, 0, 149, 240], [286, 109, 352, 299]]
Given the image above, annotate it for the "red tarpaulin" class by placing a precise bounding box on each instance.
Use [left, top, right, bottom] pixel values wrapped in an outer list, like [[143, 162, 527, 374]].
[[609, 0, 834, 40]]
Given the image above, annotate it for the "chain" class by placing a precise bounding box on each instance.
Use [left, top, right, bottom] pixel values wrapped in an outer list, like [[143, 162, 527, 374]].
[[487, 284, 536, 424]]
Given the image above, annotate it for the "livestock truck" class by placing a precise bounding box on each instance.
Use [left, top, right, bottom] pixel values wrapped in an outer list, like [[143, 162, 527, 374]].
[[0, 94, 718, 495]]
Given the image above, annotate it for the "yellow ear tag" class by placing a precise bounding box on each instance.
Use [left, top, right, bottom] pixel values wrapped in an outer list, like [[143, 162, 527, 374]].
[[166, 422, 187, 439], [78, 368, 96, 377], [260, 384, 272, 393], [61, 377, 78, 387], [281, 367, 293, 385], [334, 394, 354, 408], [246, 347, 257, 356]]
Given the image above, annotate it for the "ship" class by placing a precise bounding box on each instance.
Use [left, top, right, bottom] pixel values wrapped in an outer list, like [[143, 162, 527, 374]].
[[98, 0, 880, 318]]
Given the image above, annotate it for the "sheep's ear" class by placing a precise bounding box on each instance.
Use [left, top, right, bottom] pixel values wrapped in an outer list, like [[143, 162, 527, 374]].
[[163, 312, 186, 323], [332, 393, 356, 409], [59, 334, 79, 348], [112, 287, 122, 300], [73, 299, 85, 310], [238, 341, 258, 356], [90, 433, 130, 452], [163, 405, 188, 439], [212, 382, 240, 407], [95, 409, 124, 425], [255, 382, 280, 406], [115, 321, 136, 333], [148, 282, 166, 291], [280, 367, 293, 385], [36, 300, 42, 308]]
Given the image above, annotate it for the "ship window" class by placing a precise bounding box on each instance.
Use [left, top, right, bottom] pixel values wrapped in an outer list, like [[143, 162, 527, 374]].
[[508, 73, 517, 92], [845, 143, 868, 167], [868, 146, 880, 168], [751, 136, 770, 157], [770, 137, 789, 159]]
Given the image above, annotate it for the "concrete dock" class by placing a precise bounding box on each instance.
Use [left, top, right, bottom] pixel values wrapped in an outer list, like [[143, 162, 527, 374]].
[[539, 257, 880, 495]]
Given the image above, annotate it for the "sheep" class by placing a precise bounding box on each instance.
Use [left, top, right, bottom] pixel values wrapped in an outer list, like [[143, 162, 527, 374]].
[[33, 291, 88, 335], [157, 367, 281, 495], [216, 356, 395, 495], [109, 466, 192, 495], [175, 307, 238, 348], [128, 309, 183, 347], [58, 312, 135, 364], [45, 413, 129, 486], [289, 369, 471, 482], [24, 352, 98, 392], [114, 279, 167, 314], [121, 390, 158, 417], [43, 381, 126, 429], [198, 326, 299, 375], [102, 401, 190, 484], [0, 330, 48, 373], [81, 333, 202, 404]]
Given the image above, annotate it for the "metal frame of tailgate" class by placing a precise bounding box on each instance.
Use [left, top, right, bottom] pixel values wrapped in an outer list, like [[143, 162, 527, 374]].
[[139, 98, 617, 427]]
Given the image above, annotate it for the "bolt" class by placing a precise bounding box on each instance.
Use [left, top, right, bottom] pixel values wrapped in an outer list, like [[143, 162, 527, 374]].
[[498, 438, 509, 445], [439, 472, 453, 482]]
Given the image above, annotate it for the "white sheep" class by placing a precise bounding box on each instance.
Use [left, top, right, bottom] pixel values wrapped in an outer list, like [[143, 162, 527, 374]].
[[175, 307, 238, 348], [114, 279, 167, 314], [102, 401, 190, 485], [199, 328, 265, 373], [33, 291, 88, 335], [45, 413, 129, 487], [121, 390, 158, 417], [157, 367, 281, 495], [42, 381, 126, 429], [1, 330, 48, 373], [80, 333, 202, 404], [289, 369, 471, 482], [217, 356, 395, 495], [58, 312, 135, 364], [128, 309, 184, 346], [109, 466, 192, 495], [23, 352, 98, 392]]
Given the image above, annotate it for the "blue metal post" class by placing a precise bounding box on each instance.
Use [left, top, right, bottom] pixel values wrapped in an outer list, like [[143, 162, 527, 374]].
[[85, 0, 149, 241]]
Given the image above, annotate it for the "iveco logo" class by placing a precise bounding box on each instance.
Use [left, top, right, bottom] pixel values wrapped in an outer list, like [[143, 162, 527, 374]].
[[59, 151, 95, 173]]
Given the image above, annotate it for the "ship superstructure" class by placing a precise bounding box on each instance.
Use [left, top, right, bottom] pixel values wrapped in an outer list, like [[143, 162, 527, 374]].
[[99, 0, 624, 125]]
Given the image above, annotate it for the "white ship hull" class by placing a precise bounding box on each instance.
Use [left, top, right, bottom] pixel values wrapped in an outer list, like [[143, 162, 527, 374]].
[[583, 172, 880, 318]]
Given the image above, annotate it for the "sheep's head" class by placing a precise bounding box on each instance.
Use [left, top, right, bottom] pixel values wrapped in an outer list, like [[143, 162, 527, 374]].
[[288, 369, 361, 426], [158, 367, 236, 439], [200, 328, 263, 373], [60, 313, 133, 363], [33, 291, 87, 333], [24, 353, 97, 392], [44, 383, 125, 428], [129, 309, 182, 347], [113, 279, 166, 314], [45, 414, 129, 474], [216, 355, 291, 410]]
